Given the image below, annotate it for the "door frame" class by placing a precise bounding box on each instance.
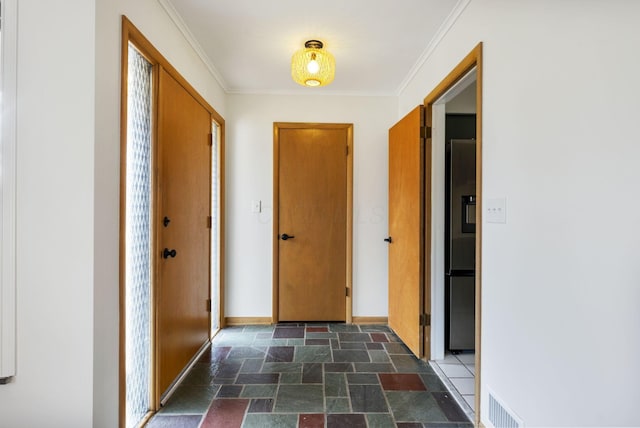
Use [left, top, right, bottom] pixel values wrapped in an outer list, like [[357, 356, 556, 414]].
[[119, 16, 226, 426], [423, 42, 482, 426], [272, 122, 353, 323]]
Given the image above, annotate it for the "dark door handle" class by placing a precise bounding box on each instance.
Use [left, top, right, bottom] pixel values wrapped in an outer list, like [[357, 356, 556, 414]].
[[163, 248, 177, 259], [384, 236, 392, 243], [281, 233, 295, 241], [163, 216, 171, 227]]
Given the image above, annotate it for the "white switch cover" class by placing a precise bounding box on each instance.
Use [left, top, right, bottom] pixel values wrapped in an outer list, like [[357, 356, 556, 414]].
[[486, 198, 506, 223], [251, 200, 262, 213]]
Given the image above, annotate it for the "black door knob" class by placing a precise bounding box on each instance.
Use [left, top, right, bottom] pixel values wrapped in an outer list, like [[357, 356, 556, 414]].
[[384, 237, 393, 243], [163, 248, 177, 259], [281, 233, 295, 241], [163, 216, 171, 227]]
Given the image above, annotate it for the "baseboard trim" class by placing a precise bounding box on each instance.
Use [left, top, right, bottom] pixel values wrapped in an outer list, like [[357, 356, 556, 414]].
[[224, 317, 272, 326], [352, 316, 388, 325], [224, 316, 387, 326]]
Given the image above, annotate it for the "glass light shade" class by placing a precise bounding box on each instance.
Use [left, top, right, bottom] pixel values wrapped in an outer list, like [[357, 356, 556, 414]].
[[307, 58, 320, 74], [291, 43, 335, 87]]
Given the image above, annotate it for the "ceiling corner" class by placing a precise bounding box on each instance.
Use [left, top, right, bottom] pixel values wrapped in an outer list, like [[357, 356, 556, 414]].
[[157, 0, 230, 93], [395, 0, 473, 97]]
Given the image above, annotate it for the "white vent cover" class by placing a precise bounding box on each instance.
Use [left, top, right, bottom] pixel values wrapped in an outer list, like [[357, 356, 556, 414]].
[[487, 389, 524, 428]]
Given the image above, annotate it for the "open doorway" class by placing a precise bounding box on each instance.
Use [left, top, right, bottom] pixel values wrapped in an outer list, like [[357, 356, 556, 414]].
[[431, 75, 477, 419], [423, 43, 482, 426]]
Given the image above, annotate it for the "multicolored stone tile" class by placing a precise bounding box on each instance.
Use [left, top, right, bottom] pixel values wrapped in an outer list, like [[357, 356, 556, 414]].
[[379, 373, 427, 391], [146, 323, 471, 427], [247, 398, 274, 413], [298, 413, 324, 428], [201, 398, 249, 428]]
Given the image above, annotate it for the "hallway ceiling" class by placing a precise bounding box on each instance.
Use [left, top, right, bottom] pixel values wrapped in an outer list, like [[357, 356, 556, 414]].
[[161, 0, 468, 95]]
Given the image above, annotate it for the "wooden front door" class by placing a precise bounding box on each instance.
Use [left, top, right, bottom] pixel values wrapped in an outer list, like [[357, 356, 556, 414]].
[[156, 68, 211, 396], [387, 106, 426, 357], [275, 124, 352, 321]]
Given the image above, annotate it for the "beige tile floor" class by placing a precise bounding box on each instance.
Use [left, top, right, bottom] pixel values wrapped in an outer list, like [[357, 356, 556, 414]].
[[431, 352, 475, 420]]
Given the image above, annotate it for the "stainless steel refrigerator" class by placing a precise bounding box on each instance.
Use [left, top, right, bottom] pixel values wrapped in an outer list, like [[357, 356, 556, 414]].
[[446, 138, 476, 351]]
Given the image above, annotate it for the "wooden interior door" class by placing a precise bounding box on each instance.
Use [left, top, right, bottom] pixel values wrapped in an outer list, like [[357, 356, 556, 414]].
[[388, 106, 425, 357], [276, 125, 350, 321], [156, 68, 211, 396]]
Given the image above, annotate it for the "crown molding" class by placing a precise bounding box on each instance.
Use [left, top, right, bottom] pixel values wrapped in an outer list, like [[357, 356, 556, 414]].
[[225, 88, 397, 97], [157, 0, 229, 91], [395, 0, 473, 96], [159, 0, 471, 98]]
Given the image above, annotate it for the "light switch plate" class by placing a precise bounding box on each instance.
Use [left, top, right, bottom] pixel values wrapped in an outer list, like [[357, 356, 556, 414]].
[[486, 198, 506, 223], [251, 200, 262, 213]]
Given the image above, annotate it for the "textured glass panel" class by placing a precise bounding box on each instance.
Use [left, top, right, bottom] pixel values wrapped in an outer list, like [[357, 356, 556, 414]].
[[125, 44, 153, 428], [211, 123, 219, 331]]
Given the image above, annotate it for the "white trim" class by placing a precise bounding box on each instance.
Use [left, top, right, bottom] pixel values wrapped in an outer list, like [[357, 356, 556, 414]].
[[395, 0, 472, 96], [430, 102, 446, 361], [436, 68, 477, 104], [225, 88, 396, 97], [1, 0, 18, 380], [157, 0, 229, 91]]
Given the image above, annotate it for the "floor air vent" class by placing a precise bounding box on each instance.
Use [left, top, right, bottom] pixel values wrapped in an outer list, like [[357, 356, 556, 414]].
[[488, 390, 523, 428]]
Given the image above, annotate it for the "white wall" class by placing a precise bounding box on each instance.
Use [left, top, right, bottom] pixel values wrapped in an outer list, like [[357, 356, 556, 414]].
[[225, 94, 396, 319], [445, 81, 476, 113], [0, 1, 96, 426], [0, 1, 225, 427], [400, 0, 640, 426]]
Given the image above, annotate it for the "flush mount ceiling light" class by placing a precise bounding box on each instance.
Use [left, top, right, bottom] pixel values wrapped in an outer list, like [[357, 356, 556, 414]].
[[291, 40, 335, 87]]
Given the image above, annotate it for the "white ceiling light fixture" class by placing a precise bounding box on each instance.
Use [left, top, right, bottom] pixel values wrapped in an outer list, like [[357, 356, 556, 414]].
[[291, 40, 335, 87]]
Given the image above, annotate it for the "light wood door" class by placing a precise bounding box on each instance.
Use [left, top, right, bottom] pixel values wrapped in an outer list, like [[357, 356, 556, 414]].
[[157, 68, 211, 395], [388, 106, 425, 357], [276, 125, 350, 321]]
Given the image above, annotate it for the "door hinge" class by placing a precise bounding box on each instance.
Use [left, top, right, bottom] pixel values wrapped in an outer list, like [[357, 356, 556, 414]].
[[207, 216, 212, 228], [420, 313, 431, 327], [346, 287, 349, 297], [346, 145, 349, 156], [208, 133, 213, 146], [206, 298, 212, 312], [420, 126, 432, 139]]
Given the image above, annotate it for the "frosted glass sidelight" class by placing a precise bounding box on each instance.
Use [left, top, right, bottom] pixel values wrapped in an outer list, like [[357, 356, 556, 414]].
[[211, 122, 220, 331], [125, 44, 153, 428]]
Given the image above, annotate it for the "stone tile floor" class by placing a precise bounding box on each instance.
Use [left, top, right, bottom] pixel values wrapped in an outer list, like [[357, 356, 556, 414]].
[[146, 324, 472, 427]]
